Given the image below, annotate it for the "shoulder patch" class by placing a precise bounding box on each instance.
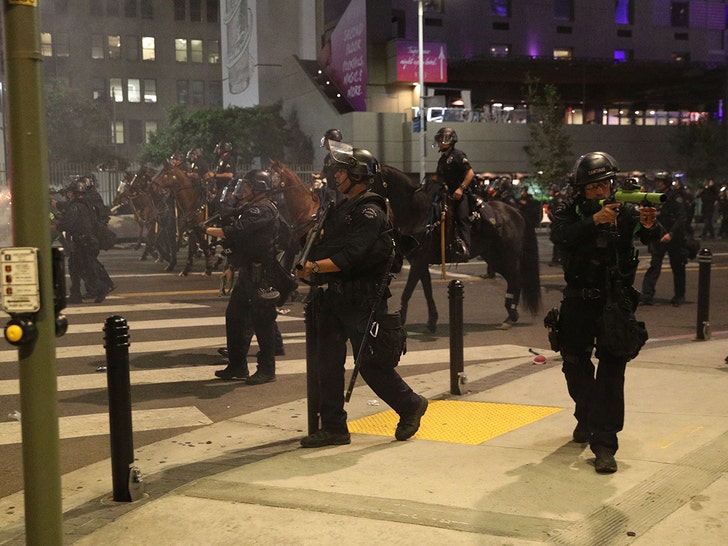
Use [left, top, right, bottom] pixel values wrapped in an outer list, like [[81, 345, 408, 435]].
[[361, 206, 378, 219]]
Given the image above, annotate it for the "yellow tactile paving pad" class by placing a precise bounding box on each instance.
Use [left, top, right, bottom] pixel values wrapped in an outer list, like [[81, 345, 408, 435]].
[[349, 400, 564, 445]]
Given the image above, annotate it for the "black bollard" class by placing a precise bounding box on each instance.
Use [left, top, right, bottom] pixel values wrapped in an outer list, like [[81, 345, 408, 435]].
[[448, 280, 464, 395], [696, 248, 712, 340], [304, 289, 321, 434], [103, 315, 136, 502]]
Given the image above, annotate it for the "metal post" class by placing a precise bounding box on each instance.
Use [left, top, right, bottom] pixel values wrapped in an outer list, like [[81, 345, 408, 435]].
[[305, 289, 321, 434], [417, 0, 426, 184], [103, 316, 135, 502], [449, 280, 464, 394], [696, 248, 712, 340], [2, 2, 63, 542]]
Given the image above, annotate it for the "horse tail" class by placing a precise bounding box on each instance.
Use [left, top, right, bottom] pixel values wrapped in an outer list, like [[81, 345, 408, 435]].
[[519, 222, 542, 315]]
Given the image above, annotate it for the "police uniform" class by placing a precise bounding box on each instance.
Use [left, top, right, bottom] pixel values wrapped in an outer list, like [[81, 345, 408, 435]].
[[436, 146, 473, 250], [220, 197, 280, 382], [57, 192, 108, 303], [550, 195, 662, 458], [308, 191, 422, 437], [641, 183, 688, 305]]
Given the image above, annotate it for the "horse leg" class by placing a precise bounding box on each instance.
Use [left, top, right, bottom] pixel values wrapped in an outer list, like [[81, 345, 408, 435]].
[[179, 235, 194, 276], [420, 264, 438, 333], [201, 235, 213, 276], [497, 268, 522, 330]]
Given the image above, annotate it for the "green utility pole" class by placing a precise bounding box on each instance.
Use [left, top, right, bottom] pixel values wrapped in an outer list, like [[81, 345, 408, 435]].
[[2, 1, 63, 544]]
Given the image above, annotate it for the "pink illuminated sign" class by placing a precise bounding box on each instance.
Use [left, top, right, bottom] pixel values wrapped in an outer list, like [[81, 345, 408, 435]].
[[327, 0, 367, 111], [396, 41, 448, 83]]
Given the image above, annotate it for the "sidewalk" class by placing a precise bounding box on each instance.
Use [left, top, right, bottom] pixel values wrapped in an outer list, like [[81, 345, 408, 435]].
[[3, 336, 728, 545]]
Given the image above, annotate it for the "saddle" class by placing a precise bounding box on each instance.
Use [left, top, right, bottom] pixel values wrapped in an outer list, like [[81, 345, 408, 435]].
[[467, 193, 504, 238]]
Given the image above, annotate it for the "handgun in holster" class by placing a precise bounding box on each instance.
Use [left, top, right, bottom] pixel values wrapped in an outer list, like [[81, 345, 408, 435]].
[[544, 307, 561, 352]]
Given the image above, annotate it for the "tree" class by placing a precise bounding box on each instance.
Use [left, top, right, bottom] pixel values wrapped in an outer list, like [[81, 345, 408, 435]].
[[45, 78, 117, 163], [671, 121, 728, 184], [522, 76, 573, 191], [138, 102, 311, 165]]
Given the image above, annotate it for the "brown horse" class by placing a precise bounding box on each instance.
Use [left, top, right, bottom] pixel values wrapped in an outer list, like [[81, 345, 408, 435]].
[[115, 166, 172, 261], [268, 160, 320, 270], [151, 161, 214, 276]]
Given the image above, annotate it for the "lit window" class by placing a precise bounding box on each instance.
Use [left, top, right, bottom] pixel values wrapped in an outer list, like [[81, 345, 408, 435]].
[[91, 34, 104, 59], [144, 121, 157, 143], [175, 39, 188, 62], [190, 39, 203, 63], [614, 49, 631, 62], [91, 78, 105, 100], [144, 79, 157, 103], [109, 78, 123, 102], [553, 47, 573, 60], [112, 120, 124, 145], [207, 40, 220, 64], [142, 37, 155, 61], [108, 35, 121, 60], [40, 33, 53, 57], [127, 78, 141, 103], [490, 0, 510, 17], [615, 0, 633, 25]]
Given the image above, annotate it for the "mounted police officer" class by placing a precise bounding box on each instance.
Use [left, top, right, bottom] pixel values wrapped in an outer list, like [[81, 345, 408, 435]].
[[186, 147, 209, 185], [205, 169, 281, 385], [550, 151, 661, 474], [641, 172, 688, 306], [433, 127, 474, 258], [296, 145, 427, 448], [207, 141, 236, 213]]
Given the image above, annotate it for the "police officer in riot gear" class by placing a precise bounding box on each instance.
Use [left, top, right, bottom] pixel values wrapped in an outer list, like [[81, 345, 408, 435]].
[[550, 151, 661, 474], [433, 127, 474, 257], [57, 180, 110, 304], [641, 172, 689, 306], [186, 147, 209, 184], [205, 169, 281, 385], [207, 141, 235, 212], [296, 144, 427, 448]]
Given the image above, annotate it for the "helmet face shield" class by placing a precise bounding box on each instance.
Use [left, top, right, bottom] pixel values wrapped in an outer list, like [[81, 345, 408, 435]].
[[329, 141, 356, 168]]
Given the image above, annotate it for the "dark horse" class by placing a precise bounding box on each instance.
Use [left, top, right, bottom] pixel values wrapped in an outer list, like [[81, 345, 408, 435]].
[[115, 166, 176, 262], [151, 161, 214, 276], [372, 165, 542, 330], [268, 160, 320, 271]]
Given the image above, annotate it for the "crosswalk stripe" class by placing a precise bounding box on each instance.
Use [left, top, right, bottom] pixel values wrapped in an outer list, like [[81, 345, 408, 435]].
[[63, 314, 303, 335], [0, 303, 210, 320], [0, 344, 535, 396], [0, 406, 212, 446]]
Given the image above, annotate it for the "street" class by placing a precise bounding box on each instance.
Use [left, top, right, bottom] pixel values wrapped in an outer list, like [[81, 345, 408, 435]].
[[1, 233, 727, 499]]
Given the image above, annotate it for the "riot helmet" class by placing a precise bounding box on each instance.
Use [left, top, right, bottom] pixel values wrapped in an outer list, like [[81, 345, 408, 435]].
[[572, 152, 618, 187], [69, 180, 87, 195], [320, 128, 343, 147], [214, 141, 233, 155], [654, 171, 672, 189], [433, 127, 458, 148], [243, 169, 274, 193], [330, 142, 380, 180], [169, 152, 185, 164], [186, 147, 202, 161]]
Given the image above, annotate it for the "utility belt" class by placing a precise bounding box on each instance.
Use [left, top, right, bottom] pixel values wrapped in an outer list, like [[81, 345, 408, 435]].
[[563, 286, 602, 300], [326, 278, 379, 298]]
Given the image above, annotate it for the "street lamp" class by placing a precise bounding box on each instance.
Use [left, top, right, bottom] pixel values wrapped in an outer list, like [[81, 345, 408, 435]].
[[417, 0, 426, 184]]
